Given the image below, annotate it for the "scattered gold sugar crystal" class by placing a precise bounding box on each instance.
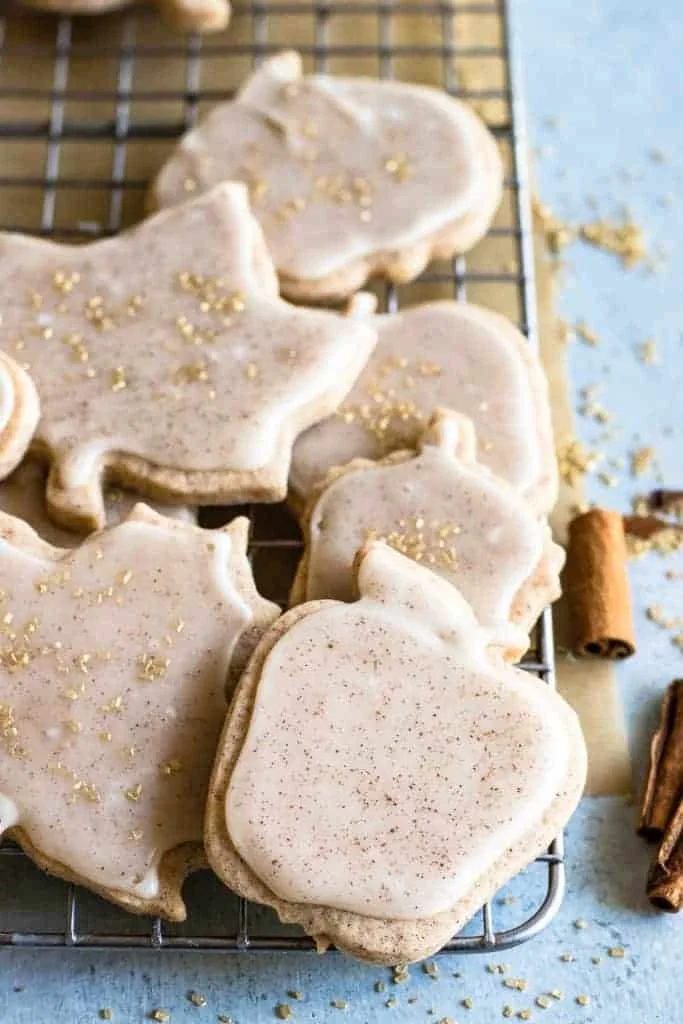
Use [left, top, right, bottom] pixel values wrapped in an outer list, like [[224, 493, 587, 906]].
[[111, 366, 127, 392], [392, 964, 410, 984], [575, 321, 600, 347], [187, 990, 207, 1007], [423, 961, 440, 978], [630, 446, 655, 476], [535, 995, 552, 1009], [99, 1011, 113, 1021], [504, 978, 528, 992], [608, 946, 625, 958], [637, 338, 658, 364], [532, 196, 575, 254], [580, 217, 646, 267], [576, 994, 591, 1007], [124, 783, 143, 802], [150, 1011, 170, 1023], [330, 999, 348, 1010], [557, 438, 602, 485], [138, 653, 170, 682], [275, 1005, 292, 1020]]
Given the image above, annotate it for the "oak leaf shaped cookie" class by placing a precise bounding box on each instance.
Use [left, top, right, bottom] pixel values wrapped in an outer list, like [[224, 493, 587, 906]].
[[0, 183, 376, 530], [0, 352, 40, 481], [0, 460, 196, 549], [20, 0, 230, 33], [291, 410, 564, 659], [289, 296, 558, 515], [0, 505, 278, 919], [152, 52, 503, 302], [206, 543, 586, 964]]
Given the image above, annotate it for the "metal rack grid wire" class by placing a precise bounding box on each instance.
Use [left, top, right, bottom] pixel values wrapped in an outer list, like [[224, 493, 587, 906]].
[[0, 0, 565, 953]]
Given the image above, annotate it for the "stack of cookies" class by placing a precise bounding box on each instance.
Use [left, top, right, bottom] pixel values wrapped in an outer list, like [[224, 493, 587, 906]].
[[0, 52, 585, 964]]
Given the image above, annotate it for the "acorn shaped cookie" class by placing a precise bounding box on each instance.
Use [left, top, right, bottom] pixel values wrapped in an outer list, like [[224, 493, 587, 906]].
[[291, 410, 564, 660], [206, 543, 586, 964]]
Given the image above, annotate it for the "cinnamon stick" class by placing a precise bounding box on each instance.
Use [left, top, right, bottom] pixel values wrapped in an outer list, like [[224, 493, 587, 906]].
[[639, 680, 683, 839], [647, 801, 683, 913], [565, 508, 636, 658]]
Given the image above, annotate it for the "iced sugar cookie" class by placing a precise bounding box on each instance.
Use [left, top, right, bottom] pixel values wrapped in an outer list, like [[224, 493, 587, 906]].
[[152, 51, 503, 302], [290, 297, 557, 515], [292, 410, 564, 659], [0, 183, 376, 530], [0, 352, 40, 481], [206, 543, 586, 964], [19, 0, 230, 33], [0, 461, 196, 549], [0, 505, 278, 919]]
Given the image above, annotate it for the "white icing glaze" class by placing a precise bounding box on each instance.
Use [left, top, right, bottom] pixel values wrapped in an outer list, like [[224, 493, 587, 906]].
[[300, 410, 561, 652], [0, 461, 196, 548], [153, 52, 502, 283], [0, 183, 376, 488], [0, 509, 277, 905], [290, 300, 556, 511], [0, 358, 15, 434], [226, 544, 577, 920]]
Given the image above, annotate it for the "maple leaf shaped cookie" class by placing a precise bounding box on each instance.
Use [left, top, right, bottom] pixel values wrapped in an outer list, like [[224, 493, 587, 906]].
[[152, 51, 503, 302], [0, 183, 376, 531], [206, 543, 586, 964], [0, 505, 278, 919], [0, 461, 196, 549], [20, 0, 230, 33], [0, 352, 40, 481], [291, 410, 565, 660], [289, 296, 558, 516]]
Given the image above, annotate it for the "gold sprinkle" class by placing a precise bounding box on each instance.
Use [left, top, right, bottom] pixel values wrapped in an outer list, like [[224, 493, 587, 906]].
[[188, 991, 207, 1008], [502, 1008, 514, 1019], [630, 446, 655, 477], [275, 1006, 292, 1021], [574, 918, 588, 929], [517, 1012, 532, 1022], [576, 995, 591, 1007], [560, 953, 575, 962], [117, 569, 133, 586], [244, 362, 259, 380], [580, 217, 646, 267], [330, 1000, 348, 1010], [128, 828, 143, 841], [462, 997, 474, 1009], [423, 961, 440, 978], [99, 1011, 113, 1021], [124, 783, 143, 802], [385, 997, 398, 1009], [608, 946, 625, 958], [575, 321, 600, 347], [65, 719, 82, 734], [99, 731, 112, 743], [138, 653, 170, 682], [161, 758, 184, 776], [102, 695, 123, 714], [549, 990, 563, 1000], [535, 996, 552, 1009], [287, 991, 304, 1001], [504, 979, 528, 992], [532, 196, 576, 253], [392, 965, 410, 984], [111, 366, 127, 392], [557, 438, 602, 485], [150, 1012, 170, 1023], [637, 338, 658, 364], [183, 177, 198, 193]]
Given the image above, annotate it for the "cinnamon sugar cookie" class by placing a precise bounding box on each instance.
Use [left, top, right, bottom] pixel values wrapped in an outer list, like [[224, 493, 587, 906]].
[[0, 504, 278, 919], [291, 410, 564, 660], [0, 461, 196, 548], [0, 183, 376, 531], [152, 52, 503, 302], [290, 297, 557, 516], [206, 543, 586, 964], [19, 0, 230, 33], [0, 352, 40, 481]]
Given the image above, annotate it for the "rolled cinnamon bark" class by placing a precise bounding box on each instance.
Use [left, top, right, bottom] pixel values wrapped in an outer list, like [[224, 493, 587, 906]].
[[565, 508, 636, 658], [639, 680, 683, 839], [647, 801, 683, 913]]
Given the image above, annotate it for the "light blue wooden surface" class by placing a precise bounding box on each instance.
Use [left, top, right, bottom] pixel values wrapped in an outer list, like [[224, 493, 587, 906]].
[[2, 1, 682, 1019]]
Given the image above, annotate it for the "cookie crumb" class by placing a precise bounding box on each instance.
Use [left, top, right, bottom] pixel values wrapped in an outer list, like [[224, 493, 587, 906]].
[[423, 961, 440, 979], [275, 1005, 292, 1020], [535, 995, 552, 1009], [392, 964, 410, 984], [503, 978, 528, 992]]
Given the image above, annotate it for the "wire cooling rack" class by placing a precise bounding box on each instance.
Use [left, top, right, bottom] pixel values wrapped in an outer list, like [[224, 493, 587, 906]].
[[0, 0, 565, 953]]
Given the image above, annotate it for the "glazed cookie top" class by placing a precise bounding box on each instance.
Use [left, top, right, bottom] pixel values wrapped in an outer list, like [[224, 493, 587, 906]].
[[0, 183, 376, 522], [290, 298, 558, 515], [295, 410, 564, 655], [152, 52, 502, 288], [0, 461, 196, 549], [0, 506, 278, 913], [226, 543, 584, 920]]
